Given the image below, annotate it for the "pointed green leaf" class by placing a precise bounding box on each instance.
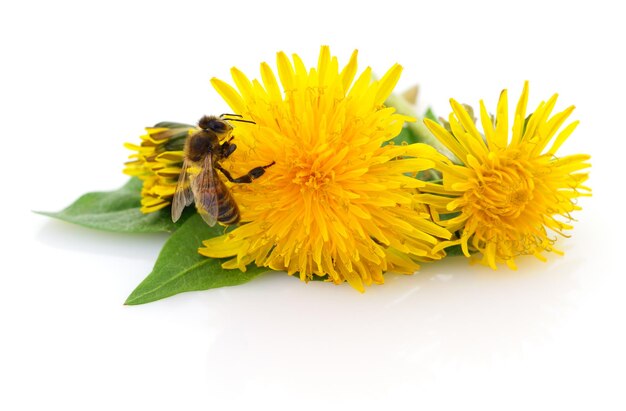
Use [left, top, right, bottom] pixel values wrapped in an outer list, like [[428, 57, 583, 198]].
[[387, 125, 419, 146], [36, 177, 191, 233], [125, 214, 269, 305]]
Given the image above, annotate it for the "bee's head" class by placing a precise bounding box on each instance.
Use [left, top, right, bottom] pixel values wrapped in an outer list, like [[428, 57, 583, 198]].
[[198, 115, 232, 138]]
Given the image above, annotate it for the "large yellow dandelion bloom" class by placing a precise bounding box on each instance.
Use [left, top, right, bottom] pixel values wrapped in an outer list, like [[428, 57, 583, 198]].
[[124, 123, 195, 213], [200, 46, 451, 291], [419, 82, 591, 269]]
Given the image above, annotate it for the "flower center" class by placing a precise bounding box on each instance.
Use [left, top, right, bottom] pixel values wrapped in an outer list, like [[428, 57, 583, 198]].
[[292, 165, 333, 192], [290, 152, 336, 194], [464, 154, 534, 225]]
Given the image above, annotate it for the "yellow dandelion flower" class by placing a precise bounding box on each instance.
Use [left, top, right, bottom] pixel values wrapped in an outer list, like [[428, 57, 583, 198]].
[[200, 46, 451, 291], [123, 122, 196, 213], [419, 82, 591, 269]]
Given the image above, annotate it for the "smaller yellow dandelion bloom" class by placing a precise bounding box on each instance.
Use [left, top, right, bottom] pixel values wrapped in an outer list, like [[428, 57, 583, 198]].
[[419, 82, 591, 269], [124, 123, 195, 213], [200, 46, 452, 291]]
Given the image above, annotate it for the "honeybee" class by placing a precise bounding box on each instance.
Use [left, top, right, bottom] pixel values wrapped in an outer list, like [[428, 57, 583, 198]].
[[171, 114, 274, 226]]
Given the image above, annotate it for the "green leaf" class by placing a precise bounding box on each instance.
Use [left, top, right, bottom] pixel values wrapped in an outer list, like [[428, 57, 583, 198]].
[[125, 214, 269, 305], [36, 177, 190, 233], [388, 125, 419, 146]]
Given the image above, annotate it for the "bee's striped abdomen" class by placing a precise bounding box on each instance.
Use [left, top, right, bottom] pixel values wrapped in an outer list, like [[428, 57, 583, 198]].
[[215, 180, 241, 225]]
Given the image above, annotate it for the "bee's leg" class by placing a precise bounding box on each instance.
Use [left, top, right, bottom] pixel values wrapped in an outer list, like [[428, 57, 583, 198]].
[[215, 162, 275, 184], [220, 139, 237, 159]]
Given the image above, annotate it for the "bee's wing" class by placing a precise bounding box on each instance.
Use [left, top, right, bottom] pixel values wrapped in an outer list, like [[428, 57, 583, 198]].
[[190, 154, 219, 227], [171, 159, 194, 222]]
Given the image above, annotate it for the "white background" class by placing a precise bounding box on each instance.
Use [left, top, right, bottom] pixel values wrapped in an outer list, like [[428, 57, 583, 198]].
[[1, 0, 624, 410]]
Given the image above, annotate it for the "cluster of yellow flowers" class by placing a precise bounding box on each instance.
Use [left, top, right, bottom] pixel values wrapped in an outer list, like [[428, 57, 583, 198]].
[[125, 46, 591, 292]]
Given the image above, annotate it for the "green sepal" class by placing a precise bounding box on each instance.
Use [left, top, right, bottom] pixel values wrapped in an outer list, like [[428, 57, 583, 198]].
[[424, 107, 438, 122], [439, 211, 461, 221], [306, 274, 329, 282], [153, 121, 195, 128], [522, 113, 533, 135], [438, 213, 469, 257], [36, 177, 191, 233], [152, 121, 195, 152], [124, 214, 269, 305], [443, 244, 465, 257]]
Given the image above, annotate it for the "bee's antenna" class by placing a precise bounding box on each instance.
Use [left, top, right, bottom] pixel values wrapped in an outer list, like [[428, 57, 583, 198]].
[[225, 118, 256, 124], [221, 113, 256, 125]]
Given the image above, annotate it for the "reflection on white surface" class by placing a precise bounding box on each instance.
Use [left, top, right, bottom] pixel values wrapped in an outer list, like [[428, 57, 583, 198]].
[[201, 253, 583, 403], [36, 218, 169, 261]]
